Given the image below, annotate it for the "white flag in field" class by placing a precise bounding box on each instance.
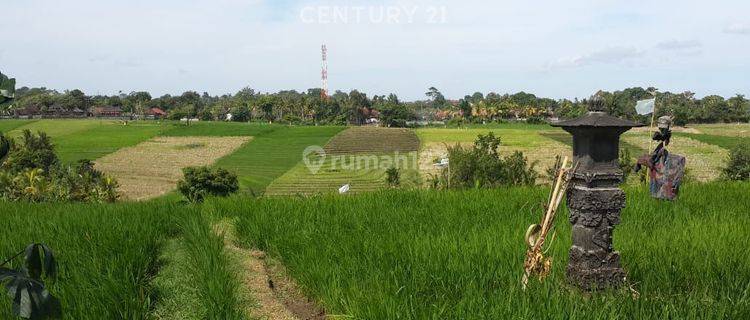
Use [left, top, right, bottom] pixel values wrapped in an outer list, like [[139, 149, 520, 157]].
[[635, 98, 656, 115]]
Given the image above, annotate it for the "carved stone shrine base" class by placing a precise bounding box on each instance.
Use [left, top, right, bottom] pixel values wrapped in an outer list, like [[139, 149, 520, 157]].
[[566, 183, 627, 290]]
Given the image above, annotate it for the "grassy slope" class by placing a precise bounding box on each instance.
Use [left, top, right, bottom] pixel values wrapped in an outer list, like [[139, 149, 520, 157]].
[[212, 126, 345, 194], [161, 121, 280, 137], [692, 123, 750, 137], [223, 182, 750, 319], [0, 119, 36, 133], [55, 122, 167, 163], [3, 120, 168, 164], [675, 132, 748, 151], [417, 127, 556, 146], [8, 119, 104, 139]]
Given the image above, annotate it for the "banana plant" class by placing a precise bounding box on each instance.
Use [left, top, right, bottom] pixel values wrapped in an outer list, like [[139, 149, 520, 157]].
[[0, 71, 15, 109], [0, 244, 61, 319], [20, 168, 46, 199]]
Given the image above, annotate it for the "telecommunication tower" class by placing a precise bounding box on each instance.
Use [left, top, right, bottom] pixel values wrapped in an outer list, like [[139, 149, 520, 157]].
[[321, 44, 329, 100]]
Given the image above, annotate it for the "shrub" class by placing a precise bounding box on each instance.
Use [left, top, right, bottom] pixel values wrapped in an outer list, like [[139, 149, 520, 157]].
[[177, 166, 239, 202], [3, 130, 58, 173], [0, 132, 119, 203], [526, 116, 545, 124], [722, 142, 750, 181], [385, 167, 400, 188], [445, 118, 465, 128], [443, 132, 537, 189]]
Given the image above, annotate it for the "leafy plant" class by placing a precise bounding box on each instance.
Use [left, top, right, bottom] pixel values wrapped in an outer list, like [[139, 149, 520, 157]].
[[442, 132, 537, 189], [0, 132, 120, 203], [0, 244, 60, 319], [385, 167, 400, 188], [722, 142, 750, 181], [3, 131, 58, 173], [177, 166, 239, 202]]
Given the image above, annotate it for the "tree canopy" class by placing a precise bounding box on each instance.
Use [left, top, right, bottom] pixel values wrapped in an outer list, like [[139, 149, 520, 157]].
[[5, 83, 749, 125]]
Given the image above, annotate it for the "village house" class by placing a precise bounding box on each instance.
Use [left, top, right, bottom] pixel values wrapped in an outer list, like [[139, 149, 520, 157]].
[[144, 107, 167, 119], [42, 104, 87, 118], [92, 105, 124, 117]]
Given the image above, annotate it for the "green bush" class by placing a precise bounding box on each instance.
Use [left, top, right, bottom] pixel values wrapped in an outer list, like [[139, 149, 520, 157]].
[[177, 166, 239, 202], [0, 131, 119, 203], [3, 130, 58, 173], [526, 115, 545, 124], [722, 142, 750, 181], [443, 132, 537, 189]]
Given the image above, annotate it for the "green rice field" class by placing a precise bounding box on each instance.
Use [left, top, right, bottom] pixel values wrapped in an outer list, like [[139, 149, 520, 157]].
[[0, 119, 748, 319]]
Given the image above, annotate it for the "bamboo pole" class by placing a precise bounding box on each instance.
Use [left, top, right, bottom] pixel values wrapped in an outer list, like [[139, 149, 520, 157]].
[[541, 156, 568, 235]]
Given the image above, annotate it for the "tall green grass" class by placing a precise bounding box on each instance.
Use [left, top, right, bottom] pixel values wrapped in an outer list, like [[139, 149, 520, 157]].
[[220, 182, 750, 319], [176, 211, 246, 320], [0, 200, 183, 319]]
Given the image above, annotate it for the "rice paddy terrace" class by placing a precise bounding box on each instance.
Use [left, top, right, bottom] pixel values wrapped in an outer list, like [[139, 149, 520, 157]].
[[265, 126, 422, 195], [0, 120, 745, 197], [1, 119, 749, 319]]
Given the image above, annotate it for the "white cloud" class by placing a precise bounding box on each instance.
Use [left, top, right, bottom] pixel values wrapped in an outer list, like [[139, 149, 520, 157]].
[[724, 23, 750, 35], [546, 46, 644, 70], [1, 0, 749, 100], [656, 40, 702, 50]]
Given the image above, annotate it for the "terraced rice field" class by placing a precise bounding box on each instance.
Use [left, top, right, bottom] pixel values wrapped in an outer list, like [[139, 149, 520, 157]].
[[417, 127, 572, 182], [212, 126, 345, 194], [622, 133, 729, 182], [3, 120, 167, 163], [265, 127, 421, 195], [324, 127, 420, 154], [692, 123, 750, 137], [95, 136, 249, 200]]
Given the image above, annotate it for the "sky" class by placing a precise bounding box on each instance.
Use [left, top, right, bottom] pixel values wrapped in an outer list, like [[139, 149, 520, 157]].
[[2, 0, 749, 101]]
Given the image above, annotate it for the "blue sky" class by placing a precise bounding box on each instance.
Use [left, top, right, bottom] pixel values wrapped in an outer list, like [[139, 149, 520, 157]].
[[2, 0, 749, 101]]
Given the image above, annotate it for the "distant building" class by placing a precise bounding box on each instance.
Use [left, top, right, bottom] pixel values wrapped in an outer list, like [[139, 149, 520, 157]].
[[145, 107, 167, 119], [92, 106, 123, 117], [41, 104, 87, 118]]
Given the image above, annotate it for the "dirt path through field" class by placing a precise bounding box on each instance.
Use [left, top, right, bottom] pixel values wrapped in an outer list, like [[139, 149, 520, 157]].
[[213, 220, 325, 320]]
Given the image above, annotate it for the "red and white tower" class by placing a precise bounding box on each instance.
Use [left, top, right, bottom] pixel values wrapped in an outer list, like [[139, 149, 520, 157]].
[[321, 44, 329, 100]]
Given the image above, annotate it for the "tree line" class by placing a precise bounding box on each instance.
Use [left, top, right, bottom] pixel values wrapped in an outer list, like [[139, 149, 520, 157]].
[[6, 85, 749, 126]]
